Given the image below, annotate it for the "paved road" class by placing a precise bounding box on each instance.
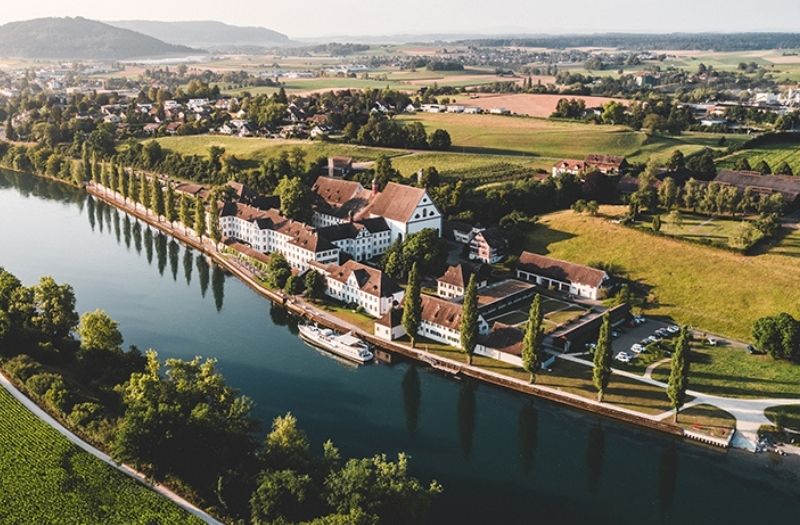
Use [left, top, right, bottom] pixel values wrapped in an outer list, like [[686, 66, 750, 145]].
[[0, 371, 223, 524]]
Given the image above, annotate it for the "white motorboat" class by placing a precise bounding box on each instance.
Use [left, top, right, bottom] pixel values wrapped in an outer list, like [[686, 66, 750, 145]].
[[298, 325, 374, 364]]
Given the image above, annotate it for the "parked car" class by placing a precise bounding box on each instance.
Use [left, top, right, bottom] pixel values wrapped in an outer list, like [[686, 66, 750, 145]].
[[644, 335, 659, 344], [655, 328, 669, 338], [611, 330, 620, 338], [630, 344, 644, 354], [707, 337, 718, 346], [634, 315, 647, 325], [746, 344, 763, 355], [666, 325, 680, 334], [614, 352, 632, 363], [585, 342, 597, 352]]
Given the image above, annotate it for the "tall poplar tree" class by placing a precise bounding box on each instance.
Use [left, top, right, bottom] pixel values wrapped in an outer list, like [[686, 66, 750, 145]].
[[91, 152, 101, 185], [460, 274, 479, 365], [402, 262, 422, 348], [151, 178, 165, 220], [667, 326, 691, 422], [193, 196, 207, 239], [128, 170, 138, 204], [164, 183, 176, 224], [208, 194, 221, 246], [138, 174, 149, 210], [522, 294, 543, 383], [119, 167, 130, 201], [179, 193, 191, 233], [593, 313, 613, 402], [108, 162, 117, 195]]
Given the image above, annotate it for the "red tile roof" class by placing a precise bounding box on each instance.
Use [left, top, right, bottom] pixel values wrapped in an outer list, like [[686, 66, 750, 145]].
[[367, 182, 427, 223], [518, 252, 607, 288]]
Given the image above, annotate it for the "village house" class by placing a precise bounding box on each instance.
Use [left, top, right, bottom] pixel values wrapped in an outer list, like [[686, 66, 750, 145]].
[[516, 252, 609, 300], [469, 228, 507, 264], [311, 260, 404, 318], [437, 263, 489, 300], [552, 154, 628, 177], [327, 156, 354, 178], [219, 202, 340, 271]]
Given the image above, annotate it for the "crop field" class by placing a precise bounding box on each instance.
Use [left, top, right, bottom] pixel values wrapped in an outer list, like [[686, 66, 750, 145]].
[[521, 206, 800, 340], [0, 386, 197, 524], [452, 93, 629, 118], [717, 141, 800, 175], [396, 113, 743, 162], [150, 135, 404, 166]]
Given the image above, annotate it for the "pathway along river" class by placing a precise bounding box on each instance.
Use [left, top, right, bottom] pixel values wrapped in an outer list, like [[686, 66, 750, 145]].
[[1, 169, 798, 524]]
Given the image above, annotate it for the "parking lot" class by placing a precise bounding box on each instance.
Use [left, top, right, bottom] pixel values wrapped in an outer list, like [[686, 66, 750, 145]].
[[606, 317, 682, 364]]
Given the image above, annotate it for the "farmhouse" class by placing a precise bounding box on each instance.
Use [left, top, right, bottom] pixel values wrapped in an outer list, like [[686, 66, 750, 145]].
[[469, 228, 507, 264], [311, 260, 403, 318], [552, 154, 628, 177], [713, 169, 800, 209], [516, 252, 609, 300], [551, 159, 586, 177], [436, 263, 489, 299], [584, 154, 628, 175]]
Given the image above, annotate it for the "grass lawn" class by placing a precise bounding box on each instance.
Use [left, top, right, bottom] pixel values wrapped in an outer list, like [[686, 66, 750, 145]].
[[396, 113, 744, 162], [766, 227, 800, 258], [649, 343, 800, 399], [636, 211, 760, 249], [676, 404, 736, 439], [421, 342, 676, 416], [765, 405, 800, 432], [0, 387, 198, 524], [317, 300, 376, 333], [522, 206, 800, 341]]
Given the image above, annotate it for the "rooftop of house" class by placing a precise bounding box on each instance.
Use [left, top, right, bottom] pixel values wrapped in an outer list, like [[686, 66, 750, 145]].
[[317, 259, 401, 298], [475, 279, 535, 309], [479, 322, 524, 357], [585, 153, 626, 168], [420, 294, 466, 331], [437, 263, 490, 289], [518, 252, 608, 288], [474, 228, 507, 249]]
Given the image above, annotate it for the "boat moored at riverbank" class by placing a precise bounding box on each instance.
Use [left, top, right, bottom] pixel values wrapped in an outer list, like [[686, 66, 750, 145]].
[[298, 324, 374, 364]]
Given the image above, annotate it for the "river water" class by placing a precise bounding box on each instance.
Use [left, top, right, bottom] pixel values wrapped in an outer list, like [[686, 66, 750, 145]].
[[1, 169, 798, 524]]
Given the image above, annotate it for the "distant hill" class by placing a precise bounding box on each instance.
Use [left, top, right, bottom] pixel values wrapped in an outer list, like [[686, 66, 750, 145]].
[[108, 20, 291, 49], [0, 17, 197, 59]]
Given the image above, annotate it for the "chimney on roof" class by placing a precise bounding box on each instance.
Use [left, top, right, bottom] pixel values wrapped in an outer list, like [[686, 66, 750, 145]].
[[371, 177, 378, 196]]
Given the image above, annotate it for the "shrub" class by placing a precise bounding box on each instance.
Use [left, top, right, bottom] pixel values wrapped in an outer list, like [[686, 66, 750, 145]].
[[3, 355, 43, 382]]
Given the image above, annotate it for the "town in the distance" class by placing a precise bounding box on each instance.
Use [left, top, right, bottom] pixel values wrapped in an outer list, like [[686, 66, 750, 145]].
[[0, 9, 799, 525]]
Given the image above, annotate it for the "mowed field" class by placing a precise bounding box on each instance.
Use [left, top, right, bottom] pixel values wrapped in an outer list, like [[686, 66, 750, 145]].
[[453, 93, 629, 117], [522, 206, 800, 341], [0, 386, 196, 524], [396, 112, 745, 162]]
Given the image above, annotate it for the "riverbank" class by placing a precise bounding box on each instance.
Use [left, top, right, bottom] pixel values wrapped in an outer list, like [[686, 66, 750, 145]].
[[82, 182, 716, 449]]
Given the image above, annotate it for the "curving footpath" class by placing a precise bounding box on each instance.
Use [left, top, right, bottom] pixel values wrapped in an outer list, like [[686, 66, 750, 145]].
[[0, 371, 223, 525], [557, 352, 800, 451]]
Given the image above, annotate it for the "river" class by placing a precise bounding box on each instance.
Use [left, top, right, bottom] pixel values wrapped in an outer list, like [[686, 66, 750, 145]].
[[1, 169, 798, 524]]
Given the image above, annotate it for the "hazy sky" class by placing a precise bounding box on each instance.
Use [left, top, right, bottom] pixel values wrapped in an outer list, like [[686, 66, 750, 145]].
[[1, 0, 799, 38]]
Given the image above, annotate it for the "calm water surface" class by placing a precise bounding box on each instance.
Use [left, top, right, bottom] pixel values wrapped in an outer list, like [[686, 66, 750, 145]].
[[1, 170, 798, 524]]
